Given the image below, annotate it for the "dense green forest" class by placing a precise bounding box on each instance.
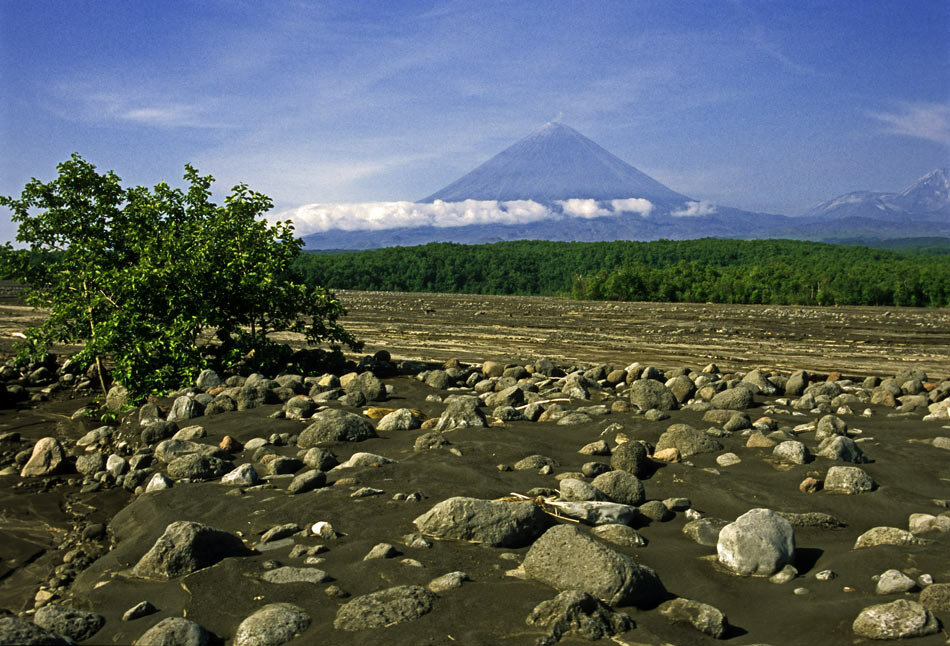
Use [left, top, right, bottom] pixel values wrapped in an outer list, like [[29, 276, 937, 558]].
[[292, 238, 950, 307]]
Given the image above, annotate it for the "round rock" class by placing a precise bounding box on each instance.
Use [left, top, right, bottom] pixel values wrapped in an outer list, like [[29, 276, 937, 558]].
[[33, 604, 105, 642], [333, 585, 436, 631], [591, 470, 646, 506], [609, 442, 651, 479], [852, 599, 939, 640], [135, 617, 210, 646], [297, 409, 378, 446], [233, 603, 310, 646], [824, 466, 875, 494], [717, 508, 795, 576], [523, 525, 664, 607], [413, 496, 550, 547]]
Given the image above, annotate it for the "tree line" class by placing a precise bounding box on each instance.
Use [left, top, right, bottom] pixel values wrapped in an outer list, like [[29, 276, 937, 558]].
[[292, 238, 950, 307]]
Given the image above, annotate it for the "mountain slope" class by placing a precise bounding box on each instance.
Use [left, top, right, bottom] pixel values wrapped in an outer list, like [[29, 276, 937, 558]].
[[421, 122, 689, 205]]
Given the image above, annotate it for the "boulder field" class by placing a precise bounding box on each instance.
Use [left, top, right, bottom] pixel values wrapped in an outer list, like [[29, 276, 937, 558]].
[[0, 354, 948, 645]]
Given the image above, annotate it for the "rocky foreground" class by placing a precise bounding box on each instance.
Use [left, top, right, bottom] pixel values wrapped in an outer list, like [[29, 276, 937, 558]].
[[1, 353, 949, 645]]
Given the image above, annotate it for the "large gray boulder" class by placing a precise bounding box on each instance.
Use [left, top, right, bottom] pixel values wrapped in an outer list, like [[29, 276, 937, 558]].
[[166, 454, 232, 481], [435, 396, 488, 431], [628, 379, 678, 411], [741, 369, 778, 395], [135, 617, 210, 646], [283, 395, 317, 420], [920, 583, 950, 613], [105, 384, 130, 411], [195, 369, 222, 391], [525, 590, 634, 642], [683, 518, 729, 547], [815, 414, 847, 441], [302, 447, 338, 471], [558, 478, 604, 502], [234, 603, 311, 646], [297, 409, 377, 447], [167, 395, 202, 422], [785, 370, 809, 396], [817, 436, 867, 463], [344, 371, 386, 402], [710, 387, 754, 410], [0, 616, 71, 645], [665, 374, 696, 404], [20, 437, 66, 477], [852, 599, 939, 639], [75, 452, 106, 477], [773, 440, 810, 465], [655, 424, 723, 458], [376, 408, 422, 431], [132, 520, 253, 579], [413, 497, 550, 547], [523, 525, 665, 607], [716, 508, 795, 576], [591, 470, 646, 506], [287, 469, 326, 494], [609, 442, 652, 478], [485, 385, 525, 408], [333, 585, 436, 631], [824, 466, 875, 494], [140, 420, 179, 445], [853, 526, 920, 549], [154, 439, 226, 463], [658, 598, 729, 638], [33, 605, 105, 643]]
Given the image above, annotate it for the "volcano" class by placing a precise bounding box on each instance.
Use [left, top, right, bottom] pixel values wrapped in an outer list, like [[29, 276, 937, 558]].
[[298, 124, 948, 250], [422, 122, 689, 205]]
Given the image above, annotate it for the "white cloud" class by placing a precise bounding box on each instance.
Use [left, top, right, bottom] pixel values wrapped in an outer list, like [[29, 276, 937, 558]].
[[120, 105, 208, 127], [275, 196, 657, 234], [870, 101, 950, 146], [557, 198, 611, 218], [610, 197, 654, 216], [671, 200, 717, 217], [276, 199, 550, 234]]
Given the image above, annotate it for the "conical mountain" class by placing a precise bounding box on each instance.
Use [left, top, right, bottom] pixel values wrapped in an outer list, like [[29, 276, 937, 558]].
[[421, 122, 690, 205]]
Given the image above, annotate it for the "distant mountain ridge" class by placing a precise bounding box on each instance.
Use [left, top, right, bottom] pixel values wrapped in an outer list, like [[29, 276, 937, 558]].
[[802, 168, 949, 221], [300, 124, 950, 250]]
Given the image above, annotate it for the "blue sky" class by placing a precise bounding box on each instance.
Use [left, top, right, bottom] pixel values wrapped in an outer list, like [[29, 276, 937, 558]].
[[1, 0, 948, 241]]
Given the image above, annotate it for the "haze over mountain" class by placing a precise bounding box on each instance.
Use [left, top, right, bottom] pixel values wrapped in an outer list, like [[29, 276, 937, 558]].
[[297, 124, 949, 250]]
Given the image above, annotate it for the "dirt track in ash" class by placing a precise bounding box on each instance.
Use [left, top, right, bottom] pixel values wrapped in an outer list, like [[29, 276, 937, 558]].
[[334, 291, 950, 378]]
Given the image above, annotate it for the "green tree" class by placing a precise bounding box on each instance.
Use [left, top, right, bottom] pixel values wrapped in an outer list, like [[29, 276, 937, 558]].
[[0, 154, 361, 399]]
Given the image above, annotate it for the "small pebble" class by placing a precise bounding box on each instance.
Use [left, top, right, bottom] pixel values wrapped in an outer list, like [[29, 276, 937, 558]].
[[351, 487, 384, 498], [325, 584, 349, 598]]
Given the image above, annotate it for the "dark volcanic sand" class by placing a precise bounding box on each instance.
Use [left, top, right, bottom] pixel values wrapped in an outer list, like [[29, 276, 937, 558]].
[[0, 291, 948, 645]]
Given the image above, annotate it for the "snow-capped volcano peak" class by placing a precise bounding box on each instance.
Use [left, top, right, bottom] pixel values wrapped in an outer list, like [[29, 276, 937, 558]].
[[896, 167, 949, 213], [421, 122, 690, 205]]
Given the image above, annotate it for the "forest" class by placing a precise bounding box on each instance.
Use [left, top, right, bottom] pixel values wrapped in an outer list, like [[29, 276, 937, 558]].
[[292, 238, 950, 307]]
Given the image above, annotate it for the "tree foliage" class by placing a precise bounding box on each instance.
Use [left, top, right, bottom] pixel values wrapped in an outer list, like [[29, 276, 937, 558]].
[[0, 154, 360, 399], [292, 238, 950, 307]]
